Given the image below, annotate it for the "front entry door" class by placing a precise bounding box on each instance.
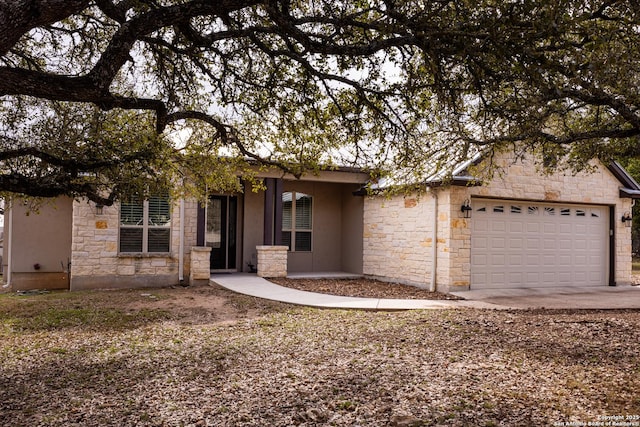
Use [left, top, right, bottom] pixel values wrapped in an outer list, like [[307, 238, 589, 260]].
[[207, 195, 237, 271]]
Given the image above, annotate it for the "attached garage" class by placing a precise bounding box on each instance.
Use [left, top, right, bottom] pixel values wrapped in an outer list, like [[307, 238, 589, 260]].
[[471, 199, 610, 289], [363, 150, 640, 293]]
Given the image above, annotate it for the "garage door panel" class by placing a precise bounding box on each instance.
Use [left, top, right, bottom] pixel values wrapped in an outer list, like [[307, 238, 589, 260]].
[[509, 221, 524, 232], [558, 239, 572, 250], [574, 239, 587, 249], [491, 272, 506, 283], [473, 236, 488, 250], [558, 272, 572, 282], [526, 272, 540, 282], [491, 222, 506, 233], [542, 271, 557, 284], [575, 271, 587, 282], [490, 237, 505, 250], [559, 223, 572, 233], [526, 238, 541, 250], [509, 272, 523, 282], [574, 255, 587, 265], [471, 253, 488, 265], [526, 222, 540, 232], [526, 254, 540, 264], [491, 254, 505, 265], [474, 219, 489, 232], [509, 238, 524, 249], [575, 224, 588, 233], [471, 199, 608, 289], [509, 254, 523, 266]]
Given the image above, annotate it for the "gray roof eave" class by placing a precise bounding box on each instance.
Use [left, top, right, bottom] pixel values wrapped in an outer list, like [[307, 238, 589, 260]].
[[620, 188, 640, 199]]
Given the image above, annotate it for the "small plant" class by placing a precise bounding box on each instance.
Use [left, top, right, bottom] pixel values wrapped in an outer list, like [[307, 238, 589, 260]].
[[337, 400, 357, 411]]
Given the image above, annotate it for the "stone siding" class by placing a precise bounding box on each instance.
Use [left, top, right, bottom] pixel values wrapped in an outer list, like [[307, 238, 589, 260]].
[[70, 199, 200, 290], [256, 245, 288, 278], [363, 194, 436, 288], [190, 246, 212, 285]]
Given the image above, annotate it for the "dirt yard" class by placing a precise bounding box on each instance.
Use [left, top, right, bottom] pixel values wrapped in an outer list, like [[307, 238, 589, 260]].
[[1, 282, 639, 426]]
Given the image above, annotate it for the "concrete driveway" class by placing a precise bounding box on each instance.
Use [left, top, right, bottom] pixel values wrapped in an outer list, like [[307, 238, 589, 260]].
[[451, 284, 640, 310]]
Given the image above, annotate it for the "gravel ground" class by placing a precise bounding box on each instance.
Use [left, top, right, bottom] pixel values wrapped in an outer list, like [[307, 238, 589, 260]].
[[1, 284, 639, 426], [269, 278, 464, 300]]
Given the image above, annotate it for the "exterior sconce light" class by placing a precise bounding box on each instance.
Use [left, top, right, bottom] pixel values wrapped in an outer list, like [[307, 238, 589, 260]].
[[622, 211, 632, 227], [461, 199, 472, 218], [95, 203, 104, 215]]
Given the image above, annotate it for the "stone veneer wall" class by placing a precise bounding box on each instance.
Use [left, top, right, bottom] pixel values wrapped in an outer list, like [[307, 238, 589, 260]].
[[256, 245, 288, 278], [363, 193, 438, 288], [190, 246, 212, 285], [70, 199, 200, 290], [362, 152, 633, 292]]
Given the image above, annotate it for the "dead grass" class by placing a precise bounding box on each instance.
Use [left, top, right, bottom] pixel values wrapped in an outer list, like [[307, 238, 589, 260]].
[[1, 284, 639, 426]]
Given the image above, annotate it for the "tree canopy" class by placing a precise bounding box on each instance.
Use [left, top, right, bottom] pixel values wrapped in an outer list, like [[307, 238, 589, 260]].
[[2, 0, 640, 204]]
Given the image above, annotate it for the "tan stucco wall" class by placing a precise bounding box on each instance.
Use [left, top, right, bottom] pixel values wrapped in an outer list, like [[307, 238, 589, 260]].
[[5, 197, 72, 290], [341, 186, 364, 274], [70, 198, 199, 290], [281, 180, 364, 273], [240, 181, 364, 274], [242, 189, 264, 272], [363, 152, 633, 291]]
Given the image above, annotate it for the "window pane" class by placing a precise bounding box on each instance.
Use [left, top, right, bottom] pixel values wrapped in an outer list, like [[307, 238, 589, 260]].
[[282, 192, 293, 230], [148, 228, 170, 252], [206, 198, 222, 248], [120, 198, 143, 226], [148, 195, 171, 226], [120, 228, 143, 252], [295, 231, 312, 251], [295, 193, 312, 229], [282, 231, 292, 251]]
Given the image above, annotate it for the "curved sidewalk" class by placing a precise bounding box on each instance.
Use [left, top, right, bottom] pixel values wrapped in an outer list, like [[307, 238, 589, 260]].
[[210, 273, 500, 310]]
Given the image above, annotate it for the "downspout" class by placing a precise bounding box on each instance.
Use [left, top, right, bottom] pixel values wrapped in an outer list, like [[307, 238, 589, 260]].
[[5, 200, 11, 288], [430, 189, 438, 292], [178, 197, 185, 284]]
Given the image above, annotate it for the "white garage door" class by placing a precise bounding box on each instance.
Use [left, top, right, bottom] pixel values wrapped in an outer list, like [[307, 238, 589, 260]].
[[471, 199, 609, 289]]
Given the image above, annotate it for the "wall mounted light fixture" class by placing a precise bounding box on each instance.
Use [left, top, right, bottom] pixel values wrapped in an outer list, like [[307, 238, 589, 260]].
[[95, 203, 104, 215], [622, 211, 632, 227], [461, 199, 472, 218]]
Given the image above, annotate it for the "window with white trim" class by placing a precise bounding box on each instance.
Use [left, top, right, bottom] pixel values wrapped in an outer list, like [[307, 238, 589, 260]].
[[282, 191, 312, 252], [119, 194, 171, 253]]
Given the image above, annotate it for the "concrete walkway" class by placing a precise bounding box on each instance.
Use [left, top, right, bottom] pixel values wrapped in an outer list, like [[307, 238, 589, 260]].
[[210, 274, 502, 310], [451, 284, 640, 310], [212, 274, 640, 310]]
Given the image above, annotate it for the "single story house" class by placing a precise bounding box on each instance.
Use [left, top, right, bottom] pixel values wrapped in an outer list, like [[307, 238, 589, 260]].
[[3, 150, 639, 293]]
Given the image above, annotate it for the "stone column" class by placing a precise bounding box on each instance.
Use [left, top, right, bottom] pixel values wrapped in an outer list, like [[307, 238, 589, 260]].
[[256, 245, 288, 278], [189, 246, 212, 286]]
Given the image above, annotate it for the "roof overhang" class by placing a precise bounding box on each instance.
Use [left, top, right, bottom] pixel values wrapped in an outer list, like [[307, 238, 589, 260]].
[[252, 165, 370, 184], [608, 161, 640, 199]]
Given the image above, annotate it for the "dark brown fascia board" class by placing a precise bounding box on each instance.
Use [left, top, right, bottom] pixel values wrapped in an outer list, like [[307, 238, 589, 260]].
[[619, 188, 640, 199], [607, 161, 640, 198], [608, 161, 640, 190]]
